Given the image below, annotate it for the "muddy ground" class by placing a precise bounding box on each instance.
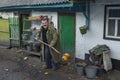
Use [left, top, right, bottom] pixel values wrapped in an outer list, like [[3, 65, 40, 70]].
[[0, 47, 119, 80]]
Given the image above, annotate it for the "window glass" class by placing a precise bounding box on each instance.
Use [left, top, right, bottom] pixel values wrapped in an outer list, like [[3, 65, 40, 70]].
[[104, 6, 120, 40], [108, 19, 115, 36], [109, 9, 120, 17]]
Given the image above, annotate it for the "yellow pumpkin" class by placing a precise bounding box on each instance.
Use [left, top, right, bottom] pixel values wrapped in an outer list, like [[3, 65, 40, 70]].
[[62, 55, 69, 62], [62, 53, 71, 62], [63, 53, 70, 59], [44, 71, 49, 75]]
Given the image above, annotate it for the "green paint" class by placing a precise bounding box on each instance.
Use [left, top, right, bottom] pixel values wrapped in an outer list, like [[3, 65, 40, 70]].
[[59, 15, 75, 57], [9, 17, 20, 47], [21, 15, 31, 48], [22, 15, 30, 40]]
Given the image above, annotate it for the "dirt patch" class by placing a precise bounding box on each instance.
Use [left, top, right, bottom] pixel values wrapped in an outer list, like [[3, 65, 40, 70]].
[[0, 47, 114, 80]]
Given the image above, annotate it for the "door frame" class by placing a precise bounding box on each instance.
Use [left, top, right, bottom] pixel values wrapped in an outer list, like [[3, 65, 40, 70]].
[[57, 13, 76, 58], [19, 12, 30, 47]]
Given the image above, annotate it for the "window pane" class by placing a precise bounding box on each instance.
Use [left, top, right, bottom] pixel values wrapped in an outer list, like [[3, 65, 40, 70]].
[[109, 9, 120, 17], [117, 20, 120, 36], [108, 20, 115, 36]]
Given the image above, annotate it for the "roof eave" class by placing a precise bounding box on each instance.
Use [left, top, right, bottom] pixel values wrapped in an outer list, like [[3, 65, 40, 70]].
[[0, 3, 74, 12]]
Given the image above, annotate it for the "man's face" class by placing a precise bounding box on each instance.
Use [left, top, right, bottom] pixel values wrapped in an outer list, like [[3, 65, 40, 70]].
[[41, 20, 48, 29]]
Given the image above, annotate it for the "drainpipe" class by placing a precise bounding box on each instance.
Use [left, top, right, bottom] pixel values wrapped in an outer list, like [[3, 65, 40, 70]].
[[86, 0, 90, 30], [79, 1, 90, 30]]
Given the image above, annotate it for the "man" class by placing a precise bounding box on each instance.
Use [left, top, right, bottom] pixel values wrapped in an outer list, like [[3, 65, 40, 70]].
[[36, 18, 61, 70]]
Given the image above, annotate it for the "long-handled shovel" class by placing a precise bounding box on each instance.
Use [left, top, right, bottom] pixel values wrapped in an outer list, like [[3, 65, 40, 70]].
[[35, 39, 70, 62], [36, 39, 62, 54]]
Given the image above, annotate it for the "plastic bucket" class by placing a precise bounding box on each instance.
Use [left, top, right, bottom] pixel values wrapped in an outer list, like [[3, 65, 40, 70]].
[[85, 66, 97, 78], [76, 66, 84, 76]]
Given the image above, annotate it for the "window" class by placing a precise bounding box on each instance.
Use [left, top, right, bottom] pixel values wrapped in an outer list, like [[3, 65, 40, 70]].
[[104, 5, 120, 40]]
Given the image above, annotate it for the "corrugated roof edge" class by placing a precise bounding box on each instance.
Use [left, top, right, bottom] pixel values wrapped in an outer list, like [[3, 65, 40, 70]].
[[0, 1, 69, 8], [0, 2, 74, 11]]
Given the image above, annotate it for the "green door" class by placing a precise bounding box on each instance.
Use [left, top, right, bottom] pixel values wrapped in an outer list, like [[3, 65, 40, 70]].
[[22, 15, 30, 38], [59, 14, 75, 57], [9, 17, 20, 47], [21, 15, 30, 48]]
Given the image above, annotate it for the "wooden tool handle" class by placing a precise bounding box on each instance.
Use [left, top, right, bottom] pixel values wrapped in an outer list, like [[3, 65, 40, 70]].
[[37, 39, 62, 54]]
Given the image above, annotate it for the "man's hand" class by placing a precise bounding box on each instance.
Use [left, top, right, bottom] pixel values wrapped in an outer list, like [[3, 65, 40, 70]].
[[49, 44, 53, 48]]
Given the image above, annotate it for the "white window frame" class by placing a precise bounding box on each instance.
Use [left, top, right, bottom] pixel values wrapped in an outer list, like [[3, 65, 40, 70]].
[[105, 6, 120, 40]]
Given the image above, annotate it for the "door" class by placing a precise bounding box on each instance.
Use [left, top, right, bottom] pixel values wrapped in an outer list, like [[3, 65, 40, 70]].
[[21, 15, 30, 48], [22, 15, 30, 38], [19, 14, 30, 48], [58, 13, 75, 57], [9, 17, 20, 47]]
